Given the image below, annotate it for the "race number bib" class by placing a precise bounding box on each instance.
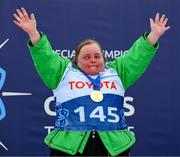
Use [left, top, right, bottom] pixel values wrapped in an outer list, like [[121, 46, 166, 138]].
[[55, 94, 127, 131]]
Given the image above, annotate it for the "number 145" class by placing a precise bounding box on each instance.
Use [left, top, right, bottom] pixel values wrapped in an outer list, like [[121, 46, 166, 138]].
[[74, 106, 120, 123]]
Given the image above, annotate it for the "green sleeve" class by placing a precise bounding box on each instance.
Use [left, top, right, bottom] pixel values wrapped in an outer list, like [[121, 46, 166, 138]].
[[107, 32, 159, 89], [28, 32, 70, 89]]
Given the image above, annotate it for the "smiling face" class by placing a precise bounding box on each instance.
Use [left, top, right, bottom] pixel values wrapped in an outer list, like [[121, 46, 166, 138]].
[[77, 43, 105, 75]]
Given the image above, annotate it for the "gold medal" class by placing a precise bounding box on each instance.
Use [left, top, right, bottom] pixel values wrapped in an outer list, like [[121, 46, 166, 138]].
[[90, 90, 103, 102]]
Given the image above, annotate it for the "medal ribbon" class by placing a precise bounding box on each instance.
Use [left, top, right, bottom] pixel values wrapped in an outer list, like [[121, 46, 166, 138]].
[[79, 69, 100, 90]]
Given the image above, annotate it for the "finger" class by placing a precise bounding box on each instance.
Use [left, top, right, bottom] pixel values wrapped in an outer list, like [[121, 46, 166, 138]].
[[160, 14, 165, 23], [155, 13, 160, 22], [16, 9, 24, 18], [13, 20, 22, 28], [30, 13, 36, 20], [149, 18, 154, 24], [13, 13, 22, 23], [163, 17, 168, 27], [165, 26, 170, 31], [21, 7, 29, 19]]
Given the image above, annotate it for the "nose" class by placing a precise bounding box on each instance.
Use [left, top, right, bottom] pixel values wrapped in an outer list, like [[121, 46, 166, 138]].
[[90, 57, 96, 63]]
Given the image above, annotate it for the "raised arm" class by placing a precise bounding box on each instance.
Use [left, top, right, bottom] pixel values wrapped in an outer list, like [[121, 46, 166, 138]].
[[13, 7, 40, 45], [147, 13, 170, 45], [13, 7, 70, 89], [107, 13, 170, 89]]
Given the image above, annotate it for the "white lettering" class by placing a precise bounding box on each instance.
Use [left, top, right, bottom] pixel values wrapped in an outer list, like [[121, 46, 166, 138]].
[[44, 126, 54, 134], [44, 125, 135, 134], [74, 106, 85, 122], [114, 50, 121, 58], [104, 50, 114, 58], [44, 96, 135, 117], [55, 49, 75, 59], [124, 96, 135, 116], [55, 49, 127, 59], [44, 96, 56, 116], [127, 126, 135, 134]]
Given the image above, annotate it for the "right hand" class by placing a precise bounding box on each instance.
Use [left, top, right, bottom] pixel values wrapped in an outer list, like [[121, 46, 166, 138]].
[[13, 7, 40, 45], [13, 7, 37, 35]]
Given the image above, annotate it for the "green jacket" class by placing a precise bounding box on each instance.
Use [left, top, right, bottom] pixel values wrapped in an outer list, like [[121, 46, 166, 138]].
[[28, 32, 158, 156]]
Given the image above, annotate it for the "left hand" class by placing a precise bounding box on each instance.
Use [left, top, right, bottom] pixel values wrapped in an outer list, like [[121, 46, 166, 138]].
[[147, 13, 170, 45]]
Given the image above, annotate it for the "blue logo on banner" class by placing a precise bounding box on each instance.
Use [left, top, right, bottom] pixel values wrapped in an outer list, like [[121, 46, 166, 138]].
[[0, 67, 6, 120]]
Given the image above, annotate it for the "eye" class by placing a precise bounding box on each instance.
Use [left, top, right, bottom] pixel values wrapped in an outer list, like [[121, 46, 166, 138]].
[[95, 55, 101, 59], [83, 56, 90, 60]]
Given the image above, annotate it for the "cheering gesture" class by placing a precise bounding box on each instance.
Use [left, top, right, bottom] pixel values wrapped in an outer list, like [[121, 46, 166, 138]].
[[12, 6, 171, 157], [13, 8, 170, 45], [13, 7, 40, 45], [147, 13, 170, 45]]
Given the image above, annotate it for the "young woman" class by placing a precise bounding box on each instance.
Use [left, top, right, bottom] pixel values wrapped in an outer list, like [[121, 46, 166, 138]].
[[13, 7, 170, 156]]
